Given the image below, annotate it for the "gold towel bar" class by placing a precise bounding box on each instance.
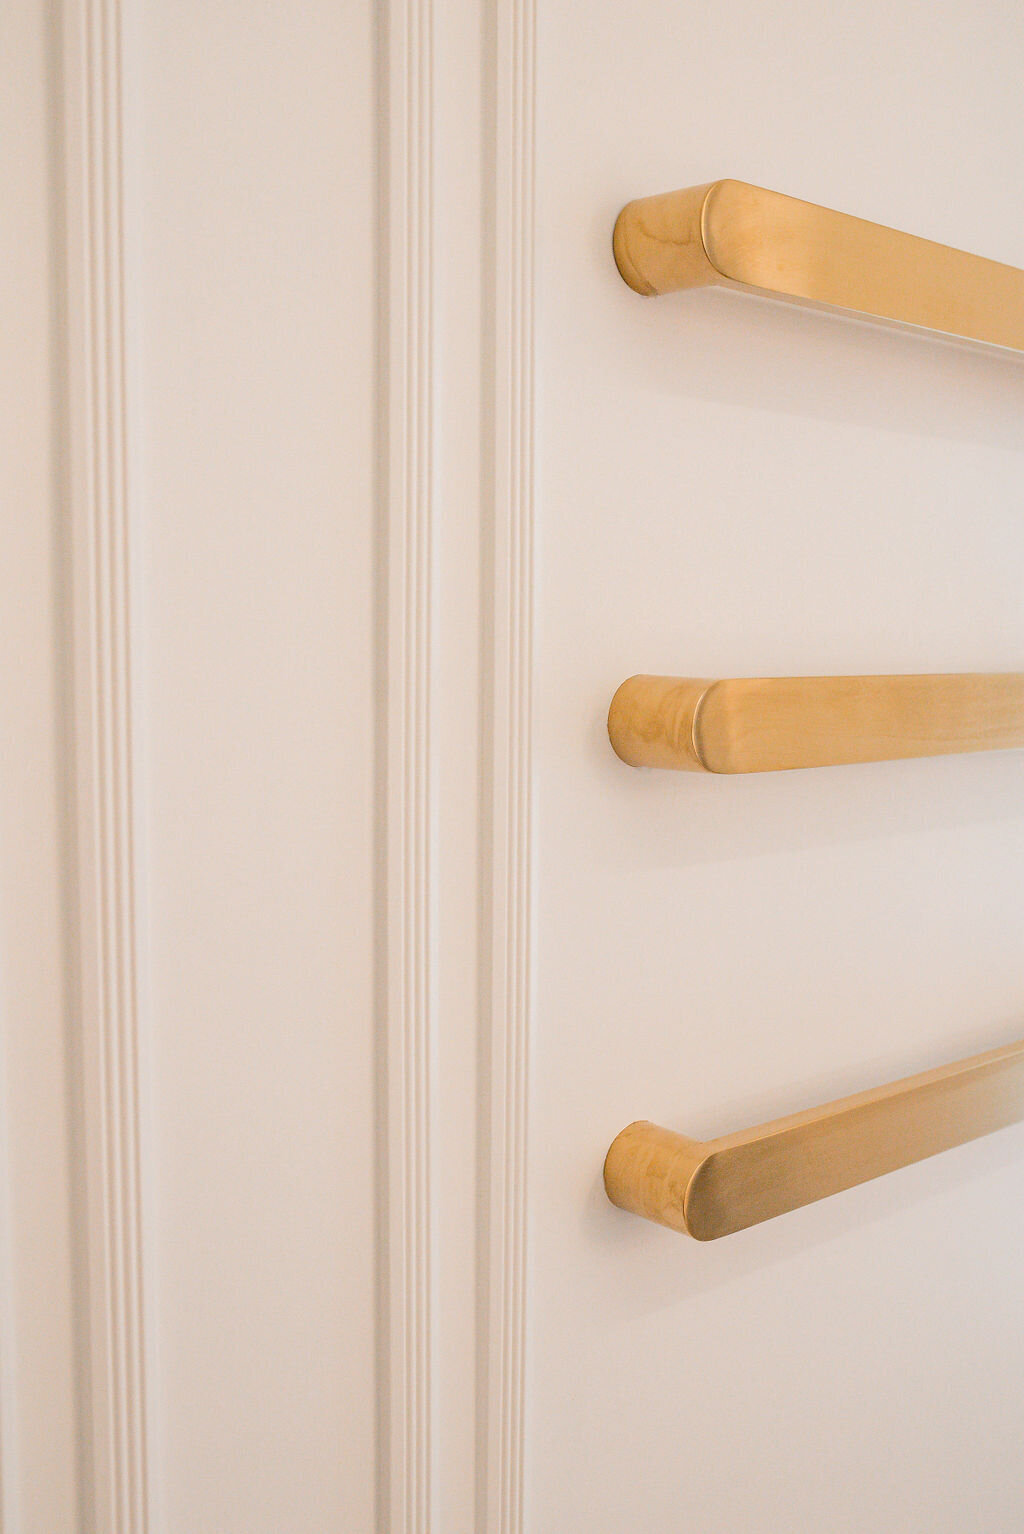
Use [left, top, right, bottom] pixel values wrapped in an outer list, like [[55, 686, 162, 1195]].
[[608, 673, 1024, 774], [613, 180, 1024, 353], [604, 1038, 1024, 1241]]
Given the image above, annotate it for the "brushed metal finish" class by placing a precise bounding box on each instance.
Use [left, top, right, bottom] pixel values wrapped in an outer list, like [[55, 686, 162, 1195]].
[[604, 1038, 1024, 1241], [608, 672, 1024, 774], [613, 180, 1024, 353]]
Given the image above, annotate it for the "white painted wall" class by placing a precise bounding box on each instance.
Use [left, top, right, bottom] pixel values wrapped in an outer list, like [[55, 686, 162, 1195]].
[[529, 1, 1024, 1529], [0, 4, 79, 1528], [4, 0, 382, 1529], [133, 3, 378, 1530], [3, 0, 1023, 1529]]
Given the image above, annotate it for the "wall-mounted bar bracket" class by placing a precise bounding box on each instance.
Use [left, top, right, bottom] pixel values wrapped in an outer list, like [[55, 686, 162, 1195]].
[[613, 180, 1024, 353], [608, 672, 1024, 774], [604, 1038, 1024, 1241]]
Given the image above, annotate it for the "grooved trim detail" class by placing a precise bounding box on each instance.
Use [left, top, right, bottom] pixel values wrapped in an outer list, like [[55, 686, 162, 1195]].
[[383, 0, 437, 1528], [63, 0, 151, 1528], [483, 0, 535, 1527]]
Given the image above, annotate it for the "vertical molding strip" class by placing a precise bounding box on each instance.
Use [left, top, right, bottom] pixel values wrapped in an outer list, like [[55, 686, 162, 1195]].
[[62, 0, 151, 1529], [484, 0, 536, 1528], [383, 0, 438, 1529]]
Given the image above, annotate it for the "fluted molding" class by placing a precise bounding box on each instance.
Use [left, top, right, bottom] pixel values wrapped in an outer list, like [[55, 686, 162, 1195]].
[[482, 0, 536, 1527], [62, 0, 153, 1528], [382, 0, 439, 1528]]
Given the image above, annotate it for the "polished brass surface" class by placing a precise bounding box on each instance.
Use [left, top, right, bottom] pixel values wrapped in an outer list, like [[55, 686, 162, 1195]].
[[608, 672, 1024, 774], [604, 1038, 1024, 1241], [613, 180, 1024, 352]]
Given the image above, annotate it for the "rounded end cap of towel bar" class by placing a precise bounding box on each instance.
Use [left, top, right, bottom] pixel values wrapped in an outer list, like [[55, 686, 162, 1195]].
[[612, 183, 723, 297], [612, 207, 658, 296], [608, 675, 717, 772], [604, 1120, 710, 1237]]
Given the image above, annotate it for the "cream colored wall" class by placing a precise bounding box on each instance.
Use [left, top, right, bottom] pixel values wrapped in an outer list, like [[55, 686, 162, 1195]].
[[0, 4, 78, 1527], [4, 1, 1023, 1530], [2, 1, 380, 1529], [529, 1, 1024, 1529], [133, 3, 378, 1529]]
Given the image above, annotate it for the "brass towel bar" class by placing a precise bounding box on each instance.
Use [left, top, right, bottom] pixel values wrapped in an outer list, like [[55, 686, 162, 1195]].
[[604, 1038, 1024, 1241], [608, 672, 1024, 774], [613, 179, 1024, 353]]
